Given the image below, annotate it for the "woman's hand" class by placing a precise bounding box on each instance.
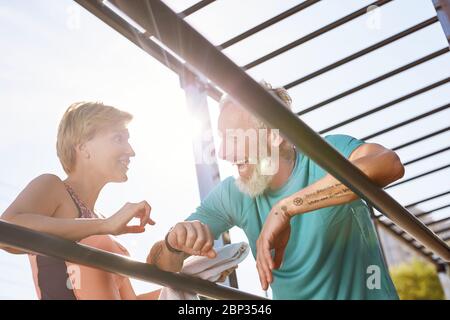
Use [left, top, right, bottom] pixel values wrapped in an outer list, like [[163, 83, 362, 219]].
[[104, 201, 155, 235]]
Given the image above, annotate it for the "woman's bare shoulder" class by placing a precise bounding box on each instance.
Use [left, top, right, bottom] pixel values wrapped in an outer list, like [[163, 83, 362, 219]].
[[29, 173, 65, 188], [24, 174, 67, 199], [2, 173, 67, 217]]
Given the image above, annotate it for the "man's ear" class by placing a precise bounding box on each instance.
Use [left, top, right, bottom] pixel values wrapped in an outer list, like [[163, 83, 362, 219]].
[[269, 129, 284, 148]]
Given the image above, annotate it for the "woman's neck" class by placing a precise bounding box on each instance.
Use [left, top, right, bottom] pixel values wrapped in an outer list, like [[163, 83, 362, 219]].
[[64, 173, 105, 210]]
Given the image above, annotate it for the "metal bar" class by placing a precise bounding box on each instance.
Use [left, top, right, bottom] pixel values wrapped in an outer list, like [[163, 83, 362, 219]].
[[106, 0, 450, 261], [392, 126, 450, 150], [243, 0, 392, 70], [0, 221, 265, 300], [416, 204, 450, 219], [286, 17, 441, 90], [385, 164, 450, 189], [405, 190, 450, 208], [181, 0, 215, 17], [74, 0, 223, 101], [315, 77, 450, 133], [435, 225, 450, 235], [181, 72, 238, 288], [378, 203, 450, 223], [297, 47, 450, 116], [375, 219, 441, 266], [438, 0, 450, 21], [435, 0, 450, 43], [218, 0, 320, 49], [362, 103, 450, 140], [403, 146, 450, 166], [434, 0, 443, 10], [426, 216, 450, 227]]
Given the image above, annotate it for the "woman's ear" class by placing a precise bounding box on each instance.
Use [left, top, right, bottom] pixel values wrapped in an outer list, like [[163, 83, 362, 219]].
[[76, 143, 90, 159]]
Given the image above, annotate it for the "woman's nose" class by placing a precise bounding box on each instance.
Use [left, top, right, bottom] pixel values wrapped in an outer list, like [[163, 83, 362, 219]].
[[127, 144, 136, 157]]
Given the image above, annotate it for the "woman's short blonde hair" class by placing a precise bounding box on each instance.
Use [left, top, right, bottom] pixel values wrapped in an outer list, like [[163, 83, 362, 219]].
[[56, 102, 133, 174]]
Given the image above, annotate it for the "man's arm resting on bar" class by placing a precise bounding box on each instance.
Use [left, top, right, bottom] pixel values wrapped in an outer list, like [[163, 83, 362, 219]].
[[255, 143, 405, 290], [282, 143, 405, 216]]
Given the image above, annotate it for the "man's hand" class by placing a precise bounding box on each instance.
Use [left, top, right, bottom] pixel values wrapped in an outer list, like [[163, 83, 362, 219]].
[[217, 266, 237, 283], [167, 221, 217, 258], [256, 200, 292, 290], [104, 201, 155, 235]]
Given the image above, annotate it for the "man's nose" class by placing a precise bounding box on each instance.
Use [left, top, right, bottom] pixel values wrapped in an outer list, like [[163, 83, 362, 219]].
[[218, 142, 226, 160], [218, 142, 234, 162]]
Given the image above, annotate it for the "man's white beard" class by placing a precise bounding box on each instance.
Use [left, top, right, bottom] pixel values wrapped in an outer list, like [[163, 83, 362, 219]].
[[235, 158, 274, 198]]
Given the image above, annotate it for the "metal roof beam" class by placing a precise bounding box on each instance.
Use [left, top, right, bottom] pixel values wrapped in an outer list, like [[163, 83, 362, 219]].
[[392, 126, 450, 151], [385, 163, 450, 189], [405, 190, 450, 208], [181, 0, 215, 17], [243, 0, 392, 70], [298, 47, 447, 118], [287, 17, 440, 91], [219, 0, 320, 49], [362, 103, 450, 140], [314, 77, 450, 133], [403, 146, 450, 166]]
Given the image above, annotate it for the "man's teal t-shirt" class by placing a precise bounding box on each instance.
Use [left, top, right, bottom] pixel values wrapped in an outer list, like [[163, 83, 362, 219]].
[[187, 134, 398, 300]]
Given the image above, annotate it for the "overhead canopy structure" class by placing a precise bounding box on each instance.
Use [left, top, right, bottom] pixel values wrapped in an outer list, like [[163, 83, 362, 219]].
[[1, 0, 449, 299], [73, 0, 450, 265]]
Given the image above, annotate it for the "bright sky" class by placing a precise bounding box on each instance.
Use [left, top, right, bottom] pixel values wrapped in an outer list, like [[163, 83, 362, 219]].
[[0, 0, 449, 299]]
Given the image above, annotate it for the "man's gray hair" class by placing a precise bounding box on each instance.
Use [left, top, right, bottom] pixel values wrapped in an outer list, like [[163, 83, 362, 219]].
[[218, 80, 296, 161], [219, 80, 292, 129]]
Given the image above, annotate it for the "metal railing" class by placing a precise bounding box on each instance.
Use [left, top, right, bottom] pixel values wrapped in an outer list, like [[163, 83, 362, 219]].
[[0, 220, 266, 300]]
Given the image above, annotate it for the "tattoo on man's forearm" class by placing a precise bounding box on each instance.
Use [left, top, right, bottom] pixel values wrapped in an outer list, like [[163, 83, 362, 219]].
[[293, 197, 303, 206], [280, 205, 288, 216], [300, 183, 353, 206], [275, 205, 289, 217]]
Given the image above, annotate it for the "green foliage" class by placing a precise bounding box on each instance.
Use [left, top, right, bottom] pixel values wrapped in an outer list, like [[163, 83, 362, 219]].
[[390, 259, 445, 300]]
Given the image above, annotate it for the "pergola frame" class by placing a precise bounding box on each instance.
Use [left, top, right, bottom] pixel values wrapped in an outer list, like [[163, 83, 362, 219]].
[[1, 0, 449, 299]]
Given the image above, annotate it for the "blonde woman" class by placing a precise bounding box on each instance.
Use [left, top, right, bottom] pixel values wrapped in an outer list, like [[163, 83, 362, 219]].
[[1, 102, 160, 299]]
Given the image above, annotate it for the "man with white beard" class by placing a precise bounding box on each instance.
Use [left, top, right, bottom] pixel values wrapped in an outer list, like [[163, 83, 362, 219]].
[[148, 82, 404, 299]]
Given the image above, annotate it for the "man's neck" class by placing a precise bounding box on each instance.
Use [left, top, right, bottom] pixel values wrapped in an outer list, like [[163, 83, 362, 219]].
[[268, 147, 296, 191]]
